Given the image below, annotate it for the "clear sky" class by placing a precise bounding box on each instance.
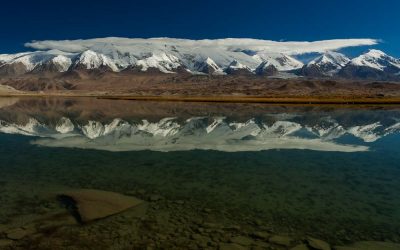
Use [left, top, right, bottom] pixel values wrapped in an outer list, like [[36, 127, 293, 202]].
[[1, 0, 399, 57]]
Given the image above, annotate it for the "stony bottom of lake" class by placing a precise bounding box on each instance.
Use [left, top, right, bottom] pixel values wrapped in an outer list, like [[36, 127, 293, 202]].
[[0, 136, 400, 249], [0, 184, 399, 250]]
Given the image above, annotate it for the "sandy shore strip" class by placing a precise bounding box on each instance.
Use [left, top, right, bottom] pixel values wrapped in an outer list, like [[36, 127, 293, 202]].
[[98, 95, 400, 104], [1, 91, 400, 104]]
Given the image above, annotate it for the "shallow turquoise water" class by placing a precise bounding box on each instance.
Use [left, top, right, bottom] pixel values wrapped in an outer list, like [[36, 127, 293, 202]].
[[0, 97, 400, 244]]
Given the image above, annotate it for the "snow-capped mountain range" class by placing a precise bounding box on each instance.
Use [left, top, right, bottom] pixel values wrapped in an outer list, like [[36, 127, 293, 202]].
[[0, 38, 398, 79], [1, 114, 399, 152], [0, 48, 303, 75]]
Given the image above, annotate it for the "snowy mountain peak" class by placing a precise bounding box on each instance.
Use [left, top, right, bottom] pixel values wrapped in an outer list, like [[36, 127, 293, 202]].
[[135, 52, 182, 73], [0, 52, 32, 64], [194, 57, 223, 75], [253, 53, 303, 71], [255, 61, 278, 76], [309, 51, 350, 67], [50, 55, 72, 72], [365, 49, 387, 58], [74, 50, 119, 71], [224, 60, 252, 75], [301, 51, 351, 77], [350, 49, 400, 71]]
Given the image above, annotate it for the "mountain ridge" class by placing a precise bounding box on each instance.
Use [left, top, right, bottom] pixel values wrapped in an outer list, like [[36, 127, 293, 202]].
[[1, 48, 399, 81], [1, 38, 398, 80]]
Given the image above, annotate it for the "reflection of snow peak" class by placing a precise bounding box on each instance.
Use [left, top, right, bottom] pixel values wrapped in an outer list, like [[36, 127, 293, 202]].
[[56, 117, 75, 134], [263, 121, 302, 137], [206, 117, 225, 133], [82, 121, 105, 139], [1, 115, 399, 152], [0, 118, 48, 136], [347, 122, 382, 142], [138, 118, 180, 136]]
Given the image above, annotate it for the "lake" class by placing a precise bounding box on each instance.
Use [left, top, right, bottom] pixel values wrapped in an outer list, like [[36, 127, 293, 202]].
[[0, 97, 399, 249]]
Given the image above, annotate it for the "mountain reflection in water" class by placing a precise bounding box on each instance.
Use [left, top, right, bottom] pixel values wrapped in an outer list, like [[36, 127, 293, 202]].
[[1, 98, 400, 152]]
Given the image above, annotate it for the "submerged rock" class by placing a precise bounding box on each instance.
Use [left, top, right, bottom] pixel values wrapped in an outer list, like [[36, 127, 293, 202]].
[[269, 235, 295, 247], [57, 189, 143, 223], [149, 194, 164, 202], [307, 237, 331, 250], [251, 231, 271, 240], [219, 243, 247, 250], [230, 236, 255, 246], [6, 227, 36, 240]]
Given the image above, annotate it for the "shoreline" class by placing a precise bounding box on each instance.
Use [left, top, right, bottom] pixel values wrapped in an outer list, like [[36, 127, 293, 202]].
[[1, 92, 400, 105], [98, 95, 400, 105]]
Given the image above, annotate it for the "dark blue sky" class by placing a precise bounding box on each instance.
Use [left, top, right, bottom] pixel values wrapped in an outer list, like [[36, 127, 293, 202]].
[[1, 0, 399, 56]]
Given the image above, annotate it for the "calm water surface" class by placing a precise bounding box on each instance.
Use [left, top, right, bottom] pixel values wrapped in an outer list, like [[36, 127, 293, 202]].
[[0, 97, 399, 249]]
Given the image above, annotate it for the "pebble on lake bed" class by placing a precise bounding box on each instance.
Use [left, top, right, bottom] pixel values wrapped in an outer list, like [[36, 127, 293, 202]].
[[251, 231, 271, 240], [269, 235, 295, 247], [149, 194, 164, 202], [6, 227, 36, 240], [219, 243, 247, 250], [230, 235, 255, 246], [307, 237, 331, 250]]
